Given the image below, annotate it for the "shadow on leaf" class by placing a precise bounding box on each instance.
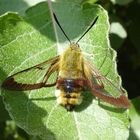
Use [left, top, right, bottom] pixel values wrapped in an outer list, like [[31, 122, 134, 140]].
[[0, 68, 56, 140]]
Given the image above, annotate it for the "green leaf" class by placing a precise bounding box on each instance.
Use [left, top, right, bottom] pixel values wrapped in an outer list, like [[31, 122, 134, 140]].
[[128, 97, 140, 140], [110, 0, 133, 5], [0, 96, 10, 122], [81, 0, 98, 5], [109, 15, 127, 50], [0, 0, 44, 16], [0, 1, 130, 140]]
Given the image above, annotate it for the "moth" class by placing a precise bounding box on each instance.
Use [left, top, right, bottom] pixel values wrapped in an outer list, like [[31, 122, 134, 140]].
[[2, 13, 130, 111]]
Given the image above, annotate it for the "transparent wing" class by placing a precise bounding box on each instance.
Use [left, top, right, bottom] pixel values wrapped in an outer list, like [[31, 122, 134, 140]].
[[84, 60, 130, 108], [2, 56, 59, 91]]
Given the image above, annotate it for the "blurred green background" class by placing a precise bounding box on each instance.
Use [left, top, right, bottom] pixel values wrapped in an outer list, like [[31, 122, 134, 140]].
[[0, 0, 140, 140]]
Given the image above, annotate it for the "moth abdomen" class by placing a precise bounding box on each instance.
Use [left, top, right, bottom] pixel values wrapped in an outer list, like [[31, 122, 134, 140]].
[[55, 77, 84, 111]]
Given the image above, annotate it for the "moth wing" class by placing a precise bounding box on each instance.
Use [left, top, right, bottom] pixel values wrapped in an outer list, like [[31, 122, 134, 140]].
[[2, 56, 60, 91], [83, 59, 130, 108]]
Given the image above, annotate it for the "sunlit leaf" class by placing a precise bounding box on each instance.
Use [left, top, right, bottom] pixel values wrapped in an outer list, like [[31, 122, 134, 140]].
[[129, 97, 140, 140], [110, 0, 133, 5], [0, 1, 130, 140], [81, 0, 98, 5], [109, 15, 127, 50]]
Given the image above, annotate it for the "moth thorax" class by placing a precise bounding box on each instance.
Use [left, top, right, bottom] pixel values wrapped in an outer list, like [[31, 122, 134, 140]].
[[59, 70, 83, 79], [59, 44, 83, 73]]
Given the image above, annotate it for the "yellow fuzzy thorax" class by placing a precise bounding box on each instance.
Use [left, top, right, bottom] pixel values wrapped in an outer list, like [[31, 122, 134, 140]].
[[59, 43, 84, 79]]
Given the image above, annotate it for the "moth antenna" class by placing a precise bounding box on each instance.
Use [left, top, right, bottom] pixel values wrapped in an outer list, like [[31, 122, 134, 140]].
[[53, 13, 71, 43], [76, 16, 99, 44]]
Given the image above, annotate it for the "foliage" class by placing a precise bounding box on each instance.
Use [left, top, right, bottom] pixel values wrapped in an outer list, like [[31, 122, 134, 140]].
[[0, 0, 140, 140], [129, 97, 140, 140]]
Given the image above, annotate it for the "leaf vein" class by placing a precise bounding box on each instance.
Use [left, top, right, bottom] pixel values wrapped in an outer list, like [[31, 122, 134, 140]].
[[1, 22, 51, 49]]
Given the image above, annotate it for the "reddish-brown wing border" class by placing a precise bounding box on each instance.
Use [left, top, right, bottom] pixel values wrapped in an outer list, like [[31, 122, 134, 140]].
[[84, 60, 130, 108], [2, 56, 59, 91], [88, 80, 130, 108]]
